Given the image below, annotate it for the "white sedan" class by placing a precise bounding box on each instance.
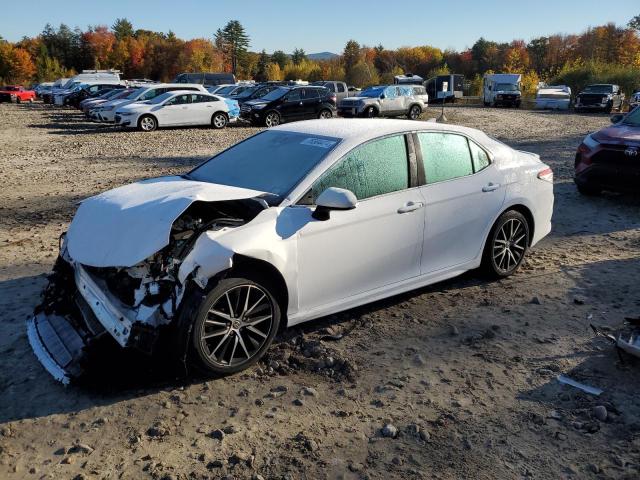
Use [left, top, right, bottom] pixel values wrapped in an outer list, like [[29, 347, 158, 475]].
[[28, 119, 553, 383], [114, 90, 239, 131]]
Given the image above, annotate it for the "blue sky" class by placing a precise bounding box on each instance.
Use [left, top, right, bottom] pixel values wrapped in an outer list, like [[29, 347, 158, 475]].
[[1, 0, 638, 53]]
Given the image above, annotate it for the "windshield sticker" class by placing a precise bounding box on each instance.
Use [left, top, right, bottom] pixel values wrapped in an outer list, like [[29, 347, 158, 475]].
[[300, 137, 337, 149]]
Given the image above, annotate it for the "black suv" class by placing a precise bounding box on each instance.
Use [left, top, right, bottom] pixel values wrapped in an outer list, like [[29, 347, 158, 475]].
[[575, 84, 624, 112], [241, 86, 336, 127], [66, 84, 124, 108]]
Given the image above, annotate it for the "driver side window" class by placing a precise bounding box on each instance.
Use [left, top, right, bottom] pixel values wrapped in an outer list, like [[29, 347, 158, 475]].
[[309, 135, 409, 203]]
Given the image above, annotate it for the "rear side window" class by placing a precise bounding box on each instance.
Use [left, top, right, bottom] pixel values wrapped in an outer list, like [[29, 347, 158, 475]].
[[418, 132, 473, 183], [468, 140, 490, 172], [311, 135, 408, 201], [306, 89, 321, 99], [287, 89, 301, 101], [325, 83, 336, 92]]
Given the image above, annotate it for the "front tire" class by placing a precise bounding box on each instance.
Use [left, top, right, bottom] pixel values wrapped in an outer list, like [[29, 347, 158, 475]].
[[212, 112, 228, 129], [318, 109, 333, 119], [482, 210, 529, 278], [189, 276, 281, 375], [264, 111, 281, 127], [138, 115, 157, 132], [365, 106, 377, 118]]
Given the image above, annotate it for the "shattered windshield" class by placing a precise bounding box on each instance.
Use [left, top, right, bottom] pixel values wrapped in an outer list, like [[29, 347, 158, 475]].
[[358, 87, 385, 98], [187, 130, 341, 201]]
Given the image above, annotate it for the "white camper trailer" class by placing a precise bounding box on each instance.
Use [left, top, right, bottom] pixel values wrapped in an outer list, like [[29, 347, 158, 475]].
[[483, 73, 522, 107]]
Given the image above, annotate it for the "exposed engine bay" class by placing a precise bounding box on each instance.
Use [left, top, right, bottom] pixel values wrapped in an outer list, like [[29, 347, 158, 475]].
[[29, 198, 268, 384]]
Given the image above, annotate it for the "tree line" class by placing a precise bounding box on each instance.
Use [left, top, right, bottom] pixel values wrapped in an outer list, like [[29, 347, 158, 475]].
[[1, 16, 639, 95]]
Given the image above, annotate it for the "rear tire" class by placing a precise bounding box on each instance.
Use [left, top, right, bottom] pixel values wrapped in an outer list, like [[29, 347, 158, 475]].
[[212, 112, 228, 129], [318, 109, 333, 119], [407, 104, 422, 120], [138, 115, 157, 132], [188, 275, 281, 376], [481, 210, 529, 278], [16, 97, 21, 104]]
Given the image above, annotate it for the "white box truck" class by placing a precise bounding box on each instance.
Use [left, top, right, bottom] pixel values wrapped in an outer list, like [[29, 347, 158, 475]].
[[483, 73, 522, 108]]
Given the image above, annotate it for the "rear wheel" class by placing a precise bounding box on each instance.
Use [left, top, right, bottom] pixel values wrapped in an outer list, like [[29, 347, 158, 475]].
[[211, 112, 228, 129], [482, 210, 529, 278], [16, 97, 21, 104], [318, 109, 333, 119], [264, 111, 281, 127], [408, 104, 422, 120], [189, 276, 281, 375], [138, 115, 157, 132], [365, 106, 377, 118]]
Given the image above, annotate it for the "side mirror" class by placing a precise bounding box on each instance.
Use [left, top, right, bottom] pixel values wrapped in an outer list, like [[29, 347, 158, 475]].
[[312, 187, 357, 221], [610, 113, 624, 124], [379, 94, 385, 99]]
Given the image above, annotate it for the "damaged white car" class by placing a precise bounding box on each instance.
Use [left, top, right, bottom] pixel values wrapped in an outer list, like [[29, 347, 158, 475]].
[[29, 119, 554, 383]]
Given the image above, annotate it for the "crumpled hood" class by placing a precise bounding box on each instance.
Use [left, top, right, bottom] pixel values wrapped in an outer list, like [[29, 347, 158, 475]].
[[66, 176, 267, 268], [593, 124, 640, 144]]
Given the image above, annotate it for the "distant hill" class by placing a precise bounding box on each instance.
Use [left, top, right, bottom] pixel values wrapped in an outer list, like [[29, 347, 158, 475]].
[[307, 52, 339, 61]]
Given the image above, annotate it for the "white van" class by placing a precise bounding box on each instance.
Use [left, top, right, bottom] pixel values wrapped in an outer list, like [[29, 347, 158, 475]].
[[483, 73, 522, 107]]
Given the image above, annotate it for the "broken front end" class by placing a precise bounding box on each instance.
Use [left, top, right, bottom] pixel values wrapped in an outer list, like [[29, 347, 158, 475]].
[[28, 200, 263, 384]]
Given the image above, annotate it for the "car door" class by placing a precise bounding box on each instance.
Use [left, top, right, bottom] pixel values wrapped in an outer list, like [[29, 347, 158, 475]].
[[295, 134, 425, 311], [301, 88, 321, 118], [157, 94, 190, 126], [279, 89, 303, 120], [189, 94, 214, 125], [381, 86, 404, 116], [416, 132, 506, 274]]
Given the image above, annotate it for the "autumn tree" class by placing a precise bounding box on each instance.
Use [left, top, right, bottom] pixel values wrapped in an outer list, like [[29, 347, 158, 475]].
[[270, 50, 288, 70], [265, 62, 283, 81], [291, 48, 306, 65], [215, 20, 249, 74]]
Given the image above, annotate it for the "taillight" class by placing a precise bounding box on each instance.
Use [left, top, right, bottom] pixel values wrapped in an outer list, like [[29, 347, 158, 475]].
[[330, 94, 336, 102], [537, 167, 553, 182]]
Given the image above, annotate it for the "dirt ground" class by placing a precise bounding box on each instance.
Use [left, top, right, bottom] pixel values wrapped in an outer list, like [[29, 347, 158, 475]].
[[0, 103, 639, 480]]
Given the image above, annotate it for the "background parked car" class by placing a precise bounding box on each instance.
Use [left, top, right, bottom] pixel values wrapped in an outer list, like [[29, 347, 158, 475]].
[[575, 84, 624, 112], [228, 84, 280, 106], [215, 84, 253, 97], [483, 73, 522, 107], [535, 85, 571, 110], [91, 83, 208, 123], [174, 72, 236, 87], [241, 85, 336, 126], [575, 108, 640, 195], [310, 81, 351, 103], [338, 85, 424, 119], [114, 90, 239, 131], [630, 89, 640, 111], [65, 83, 125, 108], [0, 85, 36, 103], [80, 88, 129, 113]]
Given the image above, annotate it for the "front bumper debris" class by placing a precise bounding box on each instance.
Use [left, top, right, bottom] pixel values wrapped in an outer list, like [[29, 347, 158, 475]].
[[27, 313, 88, 385]]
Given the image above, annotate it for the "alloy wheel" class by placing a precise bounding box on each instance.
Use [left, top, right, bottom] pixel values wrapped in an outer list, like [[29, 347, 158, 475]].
[[200, 284, 274, 367], [319, 110, 333, 119], [140, 116, 156, 131], [409, 106, 421, 119], [492, 218, 527, 274], [213, 113, 227, 128], [265, 112, 280, 127]]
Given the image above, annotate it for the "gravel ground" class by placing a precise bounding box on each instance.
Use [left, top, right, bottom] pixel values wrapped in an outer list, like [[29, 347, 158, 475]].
[[1, 103, 640, 480]]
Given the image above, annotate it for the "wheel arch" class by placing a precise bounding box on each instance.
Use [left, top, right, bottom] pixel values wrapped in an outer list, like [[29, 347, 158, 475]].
[[499, 203, 535, 247], [212, 110, 229, 120], [138, 113, 158, 127], [227, 254, 290, 327]]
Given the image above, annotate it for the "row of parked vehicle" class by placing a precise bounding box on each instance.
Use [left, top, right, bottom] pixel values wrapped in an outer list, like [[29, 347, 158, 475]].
[[33, 69, 432, 131]]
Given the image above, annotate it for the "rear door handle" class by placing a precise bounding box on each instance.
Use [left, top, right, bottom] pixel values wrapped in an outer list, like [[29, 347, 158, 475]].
[[482, 183, 500, 192], [397, 201, 424, 213]]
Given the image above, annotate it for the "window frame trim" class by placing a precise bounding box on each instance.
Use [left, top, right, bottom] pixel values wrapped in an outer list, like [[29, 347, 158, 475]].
[[294, 132, 419, 206], [413, 130, 494, 186]]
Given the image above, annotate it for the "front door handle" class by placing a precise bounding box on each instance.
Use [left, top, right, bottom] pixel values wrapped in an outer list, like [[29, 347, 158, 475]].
[[397, 201, 424, 214], [482, 183, 500, 192]]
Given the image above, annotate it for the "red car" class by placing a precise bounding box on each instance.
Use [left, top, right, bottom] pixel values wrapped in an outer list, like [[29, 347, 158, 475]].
[[575, 109, 640, 195], [0, 85, 36, 103]]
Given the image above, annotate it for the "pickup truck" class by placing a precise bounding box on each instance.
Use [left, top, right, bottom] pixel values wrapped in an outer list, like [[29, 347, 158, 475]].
[[575, 84, 624, 112], [0, 85, 36, 103], [311, 81, 351, 103]]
